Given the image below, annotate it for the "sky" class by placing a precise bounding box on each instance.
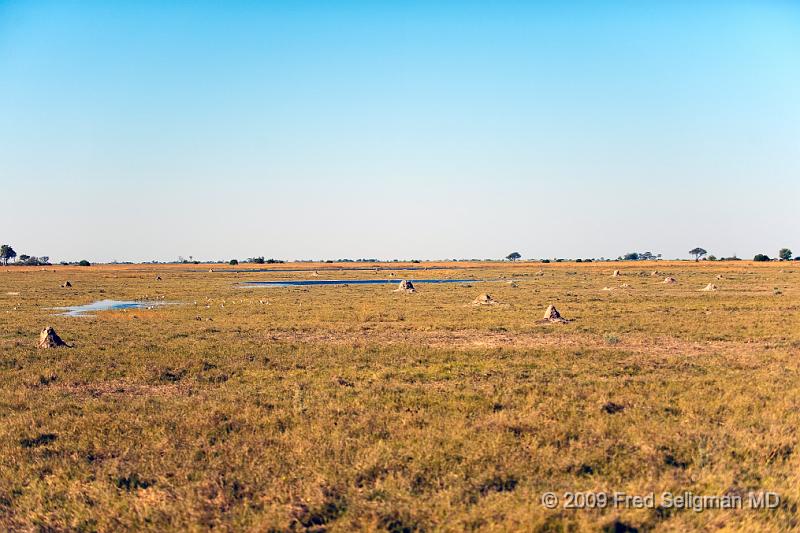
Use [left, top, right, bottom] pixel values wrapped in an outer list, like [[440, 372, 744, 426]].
[[1, 0, 798, 262]]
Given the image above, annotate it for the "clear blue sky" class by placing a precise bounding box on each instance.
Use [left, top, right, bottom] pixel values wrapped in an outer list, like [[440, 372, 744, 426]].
[[1, 1, 798, 262]]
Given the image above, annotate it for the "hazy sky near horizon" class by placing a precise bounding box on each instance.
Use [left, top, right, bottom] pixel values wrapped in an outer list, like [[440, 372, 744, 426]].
[[1, 1, 798, 262]]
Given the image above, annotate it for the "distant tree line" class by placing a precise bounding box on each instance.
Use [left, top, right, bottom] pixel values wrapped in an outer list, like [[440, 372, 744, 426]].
[[0, 243, 94, 266], [323, 258, 378, 263], [244, 256, 284, 264], [752, 249, 795, 262], [222, 257, 286, 265], [1, 244, 51, 266], [18, 254, 51, 266], [619, 251, 661, 261], [1, 242, 796, 266]]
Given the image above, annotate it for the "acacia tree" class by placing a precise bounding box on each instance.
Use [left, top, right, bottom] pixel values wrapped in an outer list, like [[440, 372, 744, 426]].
[[779, 248, 792, 261], [506, 252, 522, 261], [0, 245, 16, 266], [689, 247, 707, 262]]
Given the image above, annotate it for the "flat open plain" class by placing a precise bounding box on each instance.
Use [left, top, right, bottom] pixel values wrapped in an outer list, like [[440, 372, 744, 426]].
[[1, 261, 798, 531]]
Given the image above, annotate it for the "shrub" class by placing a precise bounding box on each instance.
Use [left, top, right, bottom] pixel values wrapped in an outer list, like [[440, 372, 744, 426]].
[[78, 260, 91, 267], [541, 259, 550, 264], [753, 254, 770, 262], [229, 259, 239, 265]]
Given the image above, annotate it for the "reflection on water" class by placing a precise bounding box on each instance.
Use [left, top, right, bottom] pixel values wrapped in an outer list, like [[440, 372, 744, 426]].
[[54, 299, 167, 317]]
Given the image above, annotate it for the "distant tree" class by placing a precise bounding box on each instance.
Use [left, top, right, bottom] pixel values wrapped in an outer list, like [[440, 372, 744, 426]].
[[78, 260, 91, 267], [623, 252, 640, 261], [39, 256, 50, 265], [0, 245, 16, 265], [229, 259, 239, 265], [753, 254, 770, 262], [778, 248, 792, 261], [18, 255, 44, 266], [247, 256, 265, 264], [506, 252, 522, 261], [689, 247, 708, 261], [707, 255, 717, 261]]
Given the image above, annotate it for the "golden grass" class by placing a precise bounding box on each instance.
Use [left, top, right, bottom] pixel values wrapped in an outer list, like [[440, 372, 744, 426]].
[[1, 261, 799, 531]]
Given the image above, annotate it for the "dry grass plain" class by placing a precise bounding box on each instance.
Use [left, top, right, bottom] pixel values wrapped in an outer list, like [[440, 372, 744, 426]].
[[1, 261, 799, 532]]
